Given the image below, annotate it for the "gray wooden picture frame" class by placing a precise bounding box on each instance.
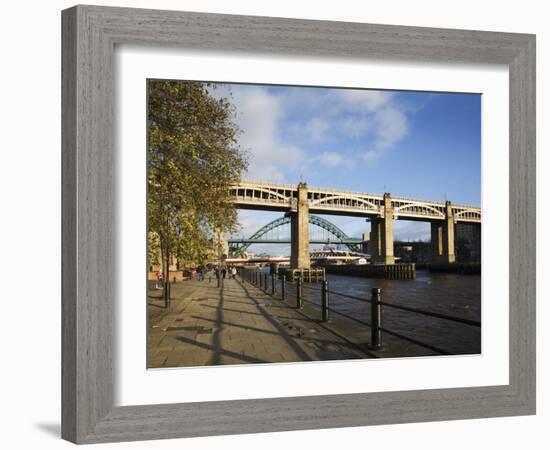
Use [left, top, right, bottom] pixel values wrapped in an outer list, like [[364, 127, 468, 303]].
[[61, 5, 536, 444]]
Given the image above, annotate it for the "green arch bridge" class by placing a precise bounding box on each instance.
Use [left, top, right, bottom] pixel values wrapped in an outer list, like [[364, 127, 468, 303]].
[[228, 215, 363, 255]]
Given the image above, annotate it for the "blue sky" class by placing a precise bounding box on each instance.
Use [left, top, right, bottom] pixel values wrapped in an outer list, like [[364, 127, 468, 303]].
[[213, 83, 481, 254]]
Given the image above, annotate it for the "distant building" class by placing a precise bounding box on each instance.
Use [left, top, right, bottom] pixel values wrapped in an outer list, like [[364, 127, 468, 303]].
[[361, 232, 370, 254], [394, 241, 431, 264], [455, 222, 482, 262], [353, 257, 368, 265]]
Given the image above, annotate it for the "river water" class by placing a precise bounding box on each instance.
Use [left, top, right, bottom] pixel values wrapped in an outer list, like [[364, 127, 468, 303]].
[[292, 270, 481, 356]]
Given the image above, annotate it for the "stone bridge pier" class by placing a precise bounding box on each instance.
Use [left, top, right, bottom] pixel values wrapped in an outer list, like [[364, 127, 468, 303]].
[[214, 230, 229, 262], [290, 182, 311, 269], [430, 201, 456, 264], [370, 193, 395, 265]]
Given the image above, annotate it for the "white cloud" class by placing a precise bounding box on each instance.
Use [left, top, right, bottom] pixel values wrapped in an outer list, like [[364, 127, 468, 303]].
[[214, 84, 412, 181], [214, 85, 304, 182], [335, 89, 393, 112], [301, 117, 329, 142], [336, 90, 409, 158], [283, 88, 409, 162], [361, 150, 378, 163], [373, 105, 409, 149], [341, 115, 371, 137], [315, 151, 348, 167]]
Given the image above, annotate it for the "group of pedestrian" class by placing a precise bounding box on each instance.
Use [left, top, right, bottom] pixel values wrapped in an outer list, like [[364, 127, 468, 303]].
[[155, 264, 238, 286], [196, 265, 205, 281], [211, 265, 237, 280]]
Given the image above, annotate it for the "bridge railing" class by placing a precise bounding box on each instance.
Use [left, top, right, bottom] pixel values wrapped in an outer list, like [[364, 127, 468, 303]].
[[236, 267, 480, 356]]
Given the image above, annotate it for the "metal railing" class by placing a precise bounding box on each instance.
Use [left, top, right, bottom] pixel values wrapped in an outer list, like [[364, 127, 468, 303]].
[[237, 267, 480, 355]]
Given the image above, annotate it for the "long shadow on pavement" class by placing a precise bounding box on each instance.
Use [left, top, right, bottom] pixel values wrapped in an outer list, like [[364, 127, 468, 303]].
[[235, 278, 313, 361]]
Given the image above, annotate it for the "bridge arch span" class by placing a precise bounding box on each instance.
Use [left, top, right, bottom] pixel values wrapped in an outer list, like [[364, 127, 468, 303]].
[[230, 214, 361, 255], [453, 209, 482, 222], [309, 195, 379, 212], [394, 202, 446, 220]]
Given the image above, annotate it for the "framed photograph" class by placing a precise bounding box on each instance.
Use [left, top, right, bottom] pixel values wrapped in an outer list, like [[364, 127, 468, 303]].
[[62, 5, 535, 444]]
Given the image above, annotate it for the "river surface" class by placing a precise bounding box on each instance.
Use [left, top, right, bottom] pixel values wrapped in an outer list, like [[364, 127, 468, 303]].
[[276, 269, 482, 356]]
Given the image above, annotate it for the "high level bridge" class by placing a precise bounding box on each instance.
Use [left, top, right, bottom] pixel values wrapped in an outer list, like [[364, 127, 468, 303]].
[[229, 181, 481, 268]]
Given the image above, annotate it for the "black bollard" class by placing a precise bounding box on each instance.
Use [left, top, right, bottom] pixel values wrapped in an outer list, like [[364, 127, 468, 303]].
[[296, 277, 303, 309], [322, 279, 329, 322], [164, 282, 171, 309], [281, 276, 286, 300], [271, 274, 275, 295], [370, 288, 382, 348]]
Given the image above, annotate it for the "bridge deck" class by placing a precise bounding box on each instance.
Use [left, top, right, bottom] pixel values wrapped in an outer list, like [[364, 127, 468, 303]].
[[231, 181, 482, 223]]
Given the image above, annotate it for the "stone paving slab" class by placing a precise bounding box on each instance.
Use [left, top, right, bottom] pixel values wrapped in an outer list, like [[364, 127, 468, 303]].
[[147, 276, 375, 368]]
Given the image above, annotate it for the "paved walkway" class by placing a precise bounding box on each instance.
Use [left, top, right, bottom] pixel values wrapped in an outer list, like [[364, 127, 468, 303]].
[[147, 276, 374, 368]]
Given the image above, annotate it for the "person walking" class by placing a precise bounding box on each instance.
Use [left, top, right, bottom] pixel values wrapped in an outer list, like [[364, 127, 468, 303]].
[[231, 266, 237, 279], [156, 270, 163, 290]]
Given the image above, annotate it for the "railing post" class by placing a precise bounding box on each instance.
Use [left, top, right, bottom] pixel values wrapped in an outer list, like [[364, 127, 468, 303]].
[[370, 287, 382, 348], [281, 276, 286, 300], [264, 273, 268, 291], [296, 277, 303, 309], [164, 282, 171, 309], [322, 279, 329, 322], [271, 274, 275, 294]]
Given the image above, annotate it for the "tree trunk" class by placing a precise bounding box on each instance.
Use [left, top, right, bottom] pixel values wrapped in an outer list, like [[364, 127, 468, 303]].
[[164, 244, 170, 301]]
